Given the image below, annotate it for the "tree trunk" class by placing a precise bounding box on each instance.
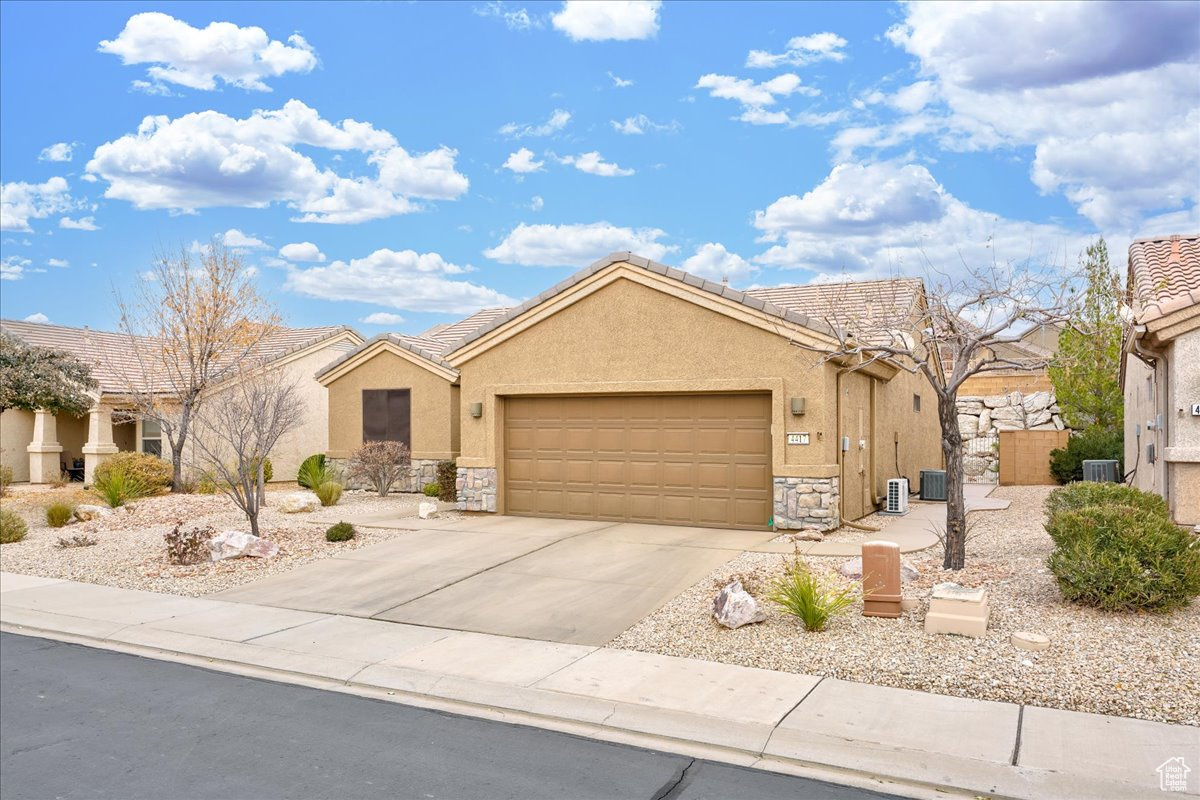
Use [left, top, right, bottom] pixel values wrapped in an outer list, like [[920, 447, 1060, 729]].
[[169, 407, 191, 493], [256, 463, 266, 508], [938, 392, 967, 570]]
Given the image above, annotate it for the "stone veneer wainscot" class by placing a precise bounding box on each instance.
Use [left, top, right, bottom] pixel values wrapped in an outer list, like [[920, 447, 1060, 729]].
[[457, 466, 497, 512], [773, 476, 840, 531]]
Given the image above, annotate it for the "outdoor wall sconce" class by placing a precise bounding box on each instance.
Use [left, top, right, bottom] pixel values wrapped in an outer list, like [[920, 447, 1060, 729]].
[[469, 402, 483, 418], [791, 397, 806, 415]]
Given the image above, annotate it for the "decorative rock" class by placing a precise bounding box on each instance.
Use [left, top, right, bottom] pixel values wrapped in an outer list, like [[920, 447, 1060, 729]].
[[900, 598, 920, 612], [982, 394, 1010, 408], [962, 455, 989, 476], [712, 581, 767, 629], [209, 530, 278, 561], [418, 501, 438, 519], [73, 505, 111, 522], [1012, 631, 1051, 652], [977, 408, 992, 432], [1026, 408, 1052, 427], [925, 582, 990, 638], [957, 414, 978, 437], [900, 563, 920, 583], [1022, 391, 1053, 413], [278, 491, 321, 513], [1052, 414, 1066, 430], [840, 556, 919, 584]]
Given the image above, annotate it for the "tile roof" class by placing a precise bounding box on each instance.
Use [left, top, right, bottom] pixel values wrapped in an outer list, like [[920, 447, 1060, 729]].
[[418, 308, 511, 352], [1127, 234, 1200, 323], [743, 277, 926, 330], [0, 319, 355, 395]]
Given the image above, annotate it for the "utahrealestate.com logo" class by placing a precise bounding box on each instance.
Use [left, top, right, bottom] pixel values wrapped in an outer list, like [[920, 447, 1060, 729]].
[[1157, 757, 1190, 793]]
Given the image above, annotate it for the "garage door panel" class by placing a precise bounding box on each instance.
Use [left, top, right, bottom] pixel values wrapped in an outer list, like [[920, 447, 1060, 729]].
[[504, 393, 770, 530]]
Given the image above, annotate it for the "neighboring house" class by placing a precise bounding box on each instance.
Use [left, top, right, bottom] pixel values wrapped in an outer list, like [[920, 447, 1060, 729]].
[[319, 253, 943, 531], [1121, 233, 1200, 526], [0, 320, 363, 485]]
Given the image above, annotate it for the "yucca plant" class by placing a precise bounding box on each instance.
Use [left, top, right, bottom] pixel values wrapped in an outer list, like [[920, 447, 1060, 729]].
[[92, 468, 149, 508], [768, 556, 858, 632]]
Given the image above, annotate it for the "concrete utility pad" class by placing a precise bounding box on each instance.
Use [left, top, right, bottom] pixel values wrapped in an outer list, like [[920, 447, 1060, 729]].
[[215, 516, 774, 646]]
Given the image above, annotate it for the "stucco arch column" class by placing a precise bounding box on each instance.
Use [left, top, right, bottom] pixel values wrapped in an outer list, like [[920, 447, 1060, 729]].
[[82, 404, 119, 485], [26, 410, 64, 484]]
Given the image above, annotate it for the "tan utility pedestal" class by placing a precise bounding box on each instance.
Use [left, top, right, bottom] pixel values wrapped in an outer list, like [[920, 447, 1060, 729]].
[[925, 582, 990, 637], [861, 541, 901, 618]]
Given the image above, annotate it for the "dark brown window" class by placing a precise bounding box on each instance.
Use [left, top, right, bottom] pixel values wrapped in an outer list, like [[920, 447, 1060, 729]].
[[362, 389, 411, 447]]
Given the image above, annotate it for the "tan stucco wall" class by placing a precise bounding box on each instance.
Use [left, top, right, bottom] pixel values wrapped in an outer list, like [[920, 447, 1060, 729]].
[[325, 348, 458, 461], [0, 409, 34, 483], [1124, 353, 1164, 495], [873, 364, 943, 498]]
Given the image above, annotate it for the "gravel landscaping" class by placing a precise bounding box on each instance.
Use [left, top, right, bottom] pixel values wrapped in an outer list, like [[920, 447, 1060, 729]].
[[610, 486, 1200, 726], [0, 485, 454, 597]]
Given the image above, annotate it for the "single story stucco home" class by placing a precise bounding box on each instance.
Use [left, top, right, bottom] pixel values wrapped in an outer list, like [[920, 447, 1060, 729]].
[[319, 253, 945, 531], [1122, 233, 1200, 526], [0, 319, 363, 485]]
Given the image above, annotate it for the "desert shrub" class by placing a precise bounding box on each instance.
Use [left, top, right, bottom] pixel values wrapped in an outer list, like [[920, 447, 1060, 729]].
[[767, 557, 857, 632], [45, 502, 75, 528], [436, 460, 457, 502], [423, 482, 440, 497], [0, 507, 28, 543], [347, 441, 411, 497], [49, 471, 69, 489], [1049, 426, 1123, 484], [326, 521, 355, 542], [56, 534, 97, 549], [1046, 505, 1200, 612], [1045, 482, 1168, 524], [92, 468, 150, 508], [0, 463, 12, 495], [164, 523, 214, 565], [94, 452, 173, 493], [195, 472, 220, 494], [315, 481, 343, 507], [297, 454, 328, 489]]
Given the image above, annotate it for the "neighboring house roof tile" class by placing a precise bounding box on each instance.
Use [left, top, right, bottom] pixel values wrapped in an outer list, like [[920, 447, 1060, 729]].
[[0, 319, 357, 395], [743, 278, 926, 329], [1128, 233, 1200, 323], [418, 308, 511, 352]]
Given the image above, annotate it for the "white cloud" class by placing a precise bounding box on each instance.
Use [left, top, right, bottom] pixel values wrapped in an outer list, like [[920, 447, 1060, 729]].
[[499, 109, 571, 138], [359, 312, 406, 326], [753, 161, 1087, 278], [221, 228, 268, 249], [47, 258, 69, 268], [22, 312, 49, 323], [98, 12, 317, 92], [551, 1, 660, 42], [530, 195, 544, 211], [285, 248, 517, 313], [557, 151, 634, 177], [131, 79, 175, 96], [84, 100, 467, 224], [879, 1, 1200, 229], [473, 2, 541, 30], [59, 216, 100, 231], [681, 243, 756, 282], [1, 177, 75, 232], [484, 222, 673, 267], [503, 147, 545, 173], [279, 241, 325, 262], [1, 255, 31, 280], [38, 142, 75, 162], [608, 71, 634, 88], [746, 32, 847, 69], [610, 114, 678, 135], [695, 73, 814, 107]]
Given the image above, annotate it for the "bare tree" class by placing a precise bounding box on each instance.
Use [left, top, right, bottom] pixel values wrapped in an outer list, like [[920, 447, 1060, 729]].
[[112, 241, 279, 491], [347, 441, 411, 497], [802, 257, 1078, 570], [188, 365, 304, 539]]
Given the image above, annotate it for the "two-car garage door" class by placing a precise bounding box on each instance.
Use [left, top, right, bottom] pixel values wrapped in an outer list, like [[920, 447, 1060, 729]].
[[504, 394, 772, 529]]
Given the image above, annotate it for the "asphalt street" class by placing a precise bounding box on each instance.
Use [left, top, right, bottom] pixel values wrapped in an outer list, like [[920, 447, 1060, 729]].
[[0, 632, 904, 800]]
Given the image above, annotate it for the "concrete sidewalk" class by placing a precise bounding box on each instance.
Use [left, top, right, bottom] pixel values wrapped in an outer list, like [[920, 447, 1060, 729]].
[[2, 571, 1194, 800]]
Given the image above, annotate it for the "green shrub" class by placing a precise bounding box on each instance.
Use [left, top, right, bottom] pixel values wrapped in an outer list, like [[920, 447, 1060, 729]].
[[0, 507, 28, 543], [1046, 505, 1200, 612], [0, 464, 12, 496], [93, 452, 173, 493], [436, 460, 457, 502], [767, 557, 858, 632], [1045, 482, 1169, 524], [257, 457, 273, 483], [195, 473, 220, 495], [1049, 426, 1123, 484], [423, 482, 440, 497], [45, 502, 75, 528], [315, 481, 343, 507], [92, 468, 150, 508], [326, 521, 355, 542], [297, 454, 328, 489]]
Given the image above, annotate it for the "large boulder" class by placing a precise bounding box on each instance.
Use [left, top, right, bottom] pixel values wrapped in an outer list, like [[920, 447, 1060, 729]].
[[957, 414, 978, 437], [982, 394, 1011, 408], [418, 501, 438, 519], [1027, 408, 1053, 427], [279, 491, 321, 513], [962, 455, 989, 476], [712, 581, 767, 629], [955, 400, 984, 415], [210, 530, 279, 561], [839, 557, 920, 583], [73, 505, 111, 522], [977, 408, 992, 432], [991, 405, 1024, 423], [1022, 391, 1053, 413]]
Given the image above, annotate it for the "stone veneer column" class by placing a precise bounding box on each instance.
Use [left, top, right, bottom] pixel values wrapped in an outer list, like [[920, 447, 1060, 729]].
[[82, 405, 119, 485], [773, 476, 840, 532], [456, 467, 498, 512], [26, 409, 63, 484]]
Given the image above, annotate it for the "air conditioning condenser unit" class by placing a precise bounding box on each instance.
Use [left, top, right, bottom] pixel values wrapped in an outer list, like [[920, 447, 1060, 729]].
[[920, 469, 948, 501], [884, 478, 909, 514]]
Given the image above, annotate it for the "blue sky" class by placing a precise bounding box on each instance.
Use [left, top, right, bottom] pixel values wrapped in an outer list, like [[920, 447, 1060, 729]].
[[2, 1, 1197, 335]]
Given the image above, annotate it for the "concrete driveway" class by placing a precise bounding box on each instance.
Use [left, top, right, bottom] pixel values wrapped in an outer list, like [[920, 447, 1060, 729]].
[[213, 515, 776, 646]]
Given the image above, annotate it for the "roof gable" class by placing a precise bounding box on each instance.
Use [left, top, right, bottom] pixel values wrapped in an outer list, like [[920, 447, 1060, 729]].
[[315, 333, 458, 384]]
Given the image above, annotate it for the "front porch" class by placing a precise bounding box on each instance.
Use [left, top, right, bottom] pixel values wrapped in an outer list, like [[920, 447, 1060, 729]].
[[1, 405, 139, 485]]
